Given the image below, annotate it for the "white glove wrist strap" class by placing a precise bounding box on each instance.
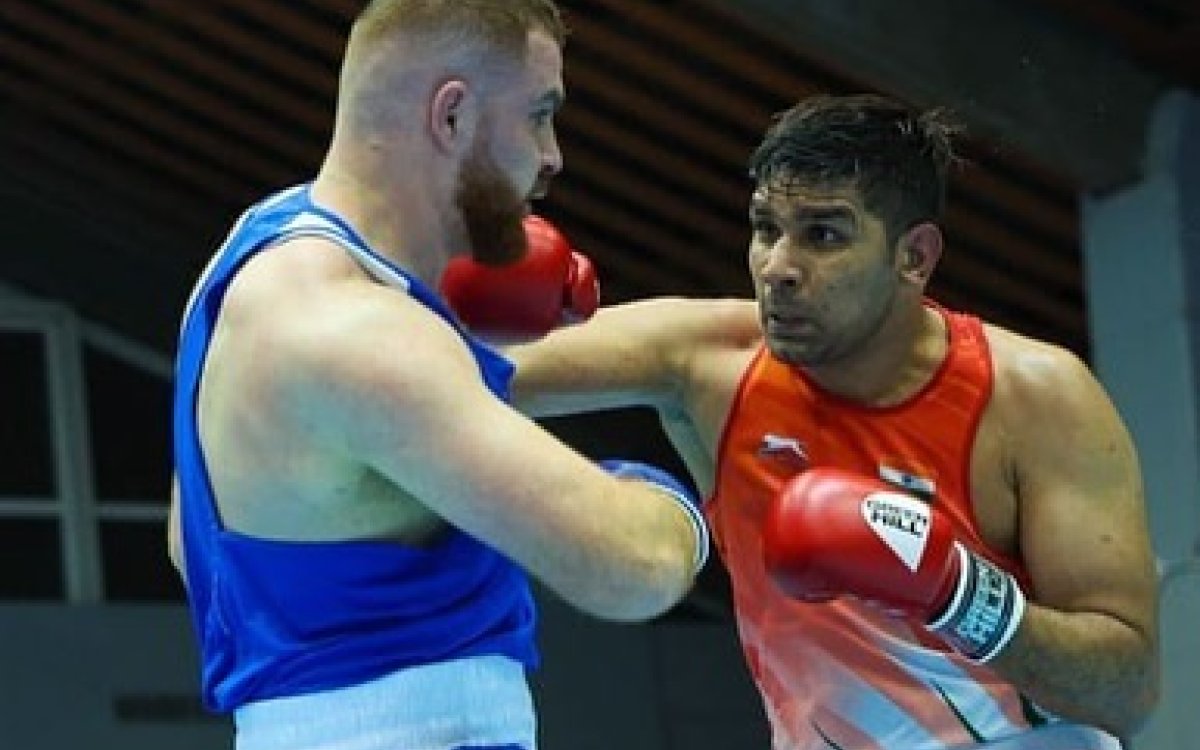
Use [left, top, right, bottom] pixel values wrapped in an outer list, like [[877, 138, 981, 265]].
[[929, 543, 1026, 663]]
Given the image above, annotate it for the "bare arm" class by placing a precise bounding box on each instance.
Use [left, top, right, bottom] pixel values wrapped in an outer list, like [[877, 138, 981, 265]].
[[989, 343, 1159, 737], [278, 283, 702, 621], [508, 296, 759, 417]]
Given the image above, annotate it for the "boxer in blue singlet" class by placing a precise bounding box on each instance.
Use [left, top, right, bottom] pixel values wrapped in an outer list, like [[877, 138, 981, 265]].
[[166, 3, 708, 748]]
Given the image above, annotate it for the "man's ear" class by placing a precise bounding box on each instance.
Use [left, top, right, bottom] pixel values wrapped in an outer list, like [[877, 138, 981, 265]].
[[897, 221, 943, 285], [429, 79, 469, 153]]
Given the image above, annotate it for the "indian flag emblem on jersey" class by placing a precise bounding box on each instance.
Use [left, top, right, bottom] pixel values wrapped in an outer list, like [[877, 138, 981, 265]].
[[877, 464, 937, 500]]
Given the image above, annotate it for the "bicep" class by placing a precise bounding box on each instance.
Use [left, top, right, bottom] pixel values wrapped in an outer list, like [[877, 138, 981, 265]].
[[1016, 357, 1157, 631], [376, 371, 610, 559], [508, 297, 758, 418], [302, 313, 620, 575], [507, 300, 677, 416]]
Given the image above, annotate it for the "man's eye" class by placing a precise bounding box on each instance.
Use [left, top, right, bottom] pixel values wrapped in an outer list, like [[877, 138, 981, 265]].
[[751, 220, 779, 240], [806, 225, 845, 247]]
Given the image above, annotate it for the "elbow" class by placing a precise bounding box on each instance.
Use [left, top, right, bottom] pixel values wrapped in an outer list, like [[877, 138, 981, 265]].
[[1065, 685, 1157, 741], [545, 492, 704, 621], [1133, 685, 1162, 735], [1124, 631, 1163, 734], [612, 492, 708, 620], [571, 547, 697, 623], [1089, 649, 1161, 739], [1113, 663, 1161, 738], [619, 534, 701, 621], [623, 549, 697, 621]]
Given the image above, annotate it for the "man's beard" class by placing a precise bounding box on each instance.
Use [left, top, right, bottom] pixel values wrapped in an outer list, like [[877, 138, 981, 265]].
[[454, 134, 528, 266]]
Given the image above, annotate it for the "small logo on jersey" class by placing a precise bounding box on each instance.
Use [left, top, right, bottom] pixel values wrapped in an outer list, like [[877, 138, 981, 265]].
[[757, 433, 809, 470], [863, 491, 932, 571], [878, 464, 936, 500]]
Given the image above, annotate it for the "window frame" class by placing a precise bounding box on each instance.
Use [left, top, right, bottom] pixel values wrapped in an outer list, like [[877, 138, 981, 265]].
[[1, 287, 172, 603]]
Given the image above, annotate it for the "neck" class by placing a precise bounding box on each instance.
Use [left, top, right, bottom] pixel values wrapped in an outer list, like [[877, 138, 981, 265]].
[[310, 143, 454, 289], [804, 301, 947, 406]]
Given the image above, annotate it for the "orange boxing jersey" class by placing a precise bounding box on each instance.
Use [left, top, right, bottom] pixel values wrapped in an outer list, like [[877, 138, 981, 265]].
[[706, 305, 1120, 750]]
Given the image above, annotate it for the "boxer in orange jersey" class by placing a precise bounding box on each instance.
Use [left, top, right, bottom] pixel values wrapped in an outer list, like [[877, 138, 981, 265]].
[[507, 94, 1159, 749]]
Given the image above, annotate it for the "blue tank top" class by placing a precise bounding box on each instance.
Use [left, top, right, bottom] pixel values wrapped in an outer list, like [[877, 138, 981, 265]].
[[172, 184, 539, 713]]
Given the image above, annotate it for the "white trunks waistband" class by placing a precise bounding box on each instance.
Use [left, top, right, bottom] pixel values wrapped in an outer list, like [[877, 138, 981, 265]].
[[234, 654, 536, 750]]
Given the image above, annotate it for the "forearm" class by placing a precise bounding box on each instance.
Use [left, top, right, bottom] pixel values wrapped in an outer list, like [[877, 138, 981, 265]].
[[505, 301, 684, 418], [510, 383, 648, 419], [989, 602, 1159, 737], [536, 485, 701, 622], [507, 351, 664, 418]]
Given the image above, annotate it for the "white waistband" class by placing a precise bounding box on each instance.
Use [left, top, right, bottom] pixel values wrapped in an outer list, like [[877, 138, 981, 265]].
[[234, 654, 535, 750]]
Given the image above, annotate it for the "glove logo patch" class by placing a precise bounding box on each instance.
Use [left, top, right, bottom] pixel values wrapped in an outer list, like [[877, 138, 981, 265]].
[[862, 491, 932, 572]]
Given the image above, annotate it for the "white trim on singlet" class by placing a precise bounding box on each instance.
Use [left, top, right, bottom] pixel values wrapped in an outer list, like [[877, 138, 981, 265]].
[[234, 653, 535, 750], [178, 186, 307, 330], [180, 193, 412, 336], [272, 211, 412, 293]]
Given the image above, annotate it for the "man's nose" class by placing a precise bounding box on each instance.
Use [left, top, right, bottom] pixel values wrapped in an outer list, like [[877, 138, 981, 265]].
[[542, 133, 563, 177], [759, 241, 803, 288]]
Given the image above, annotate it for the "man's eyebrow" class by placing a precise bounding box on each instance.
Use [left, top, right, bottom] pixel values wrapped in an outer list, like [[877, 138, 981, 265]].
[[749, 202, 857, 224], [792, 205, 856, 223]]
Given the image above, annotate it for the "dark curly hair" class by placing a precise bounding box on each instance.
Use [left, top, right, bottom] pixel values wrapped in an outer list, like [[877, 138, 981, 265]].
[[748, 94, 962, 242]]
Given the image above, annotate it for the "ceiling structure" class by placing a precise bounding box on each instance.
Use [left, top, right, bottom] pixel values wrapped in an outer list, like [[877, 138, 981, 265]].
[[0, 0, 1195, 610], [3, 0, 1195, 359], [1036, 0, 1200, 92]]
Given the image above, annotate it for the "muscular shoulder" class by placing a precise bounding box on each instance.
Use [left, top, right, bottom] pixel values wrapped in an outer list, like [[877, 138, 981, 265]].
[[981, 322, 1132, 486], [982, 323, 1096, 412], [220, 238, 477, 431]]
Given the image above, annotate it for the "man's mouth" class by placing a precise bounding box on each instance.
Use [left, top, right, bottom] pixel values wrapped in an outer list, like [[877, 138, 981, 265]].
[[765, 312, 816, 338]]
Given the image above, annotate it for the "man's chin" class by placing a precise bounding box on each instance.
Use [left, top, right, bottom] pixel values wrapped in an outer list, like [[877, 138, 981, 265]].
[[463, 215, 528, 265], [767, 339, 818, 368]]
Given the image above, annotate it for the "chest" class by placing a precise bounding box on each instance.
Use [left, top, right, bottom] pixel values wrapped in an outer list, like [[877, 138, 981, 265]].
[[704, 352, 1020, 559], [198, 330, 442, 544]]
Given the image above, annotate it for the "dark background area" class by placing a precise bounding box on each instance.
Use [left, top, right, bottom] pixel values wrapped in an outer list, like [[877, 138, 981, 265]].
[[0, 0, 1197, 617]]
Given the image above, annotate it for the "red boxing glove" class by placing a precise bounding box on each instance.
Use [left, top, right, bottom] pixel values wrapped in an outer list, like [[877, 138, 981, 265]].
[[440, 216, 600, 341], [763, 467, 1026, 663]]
